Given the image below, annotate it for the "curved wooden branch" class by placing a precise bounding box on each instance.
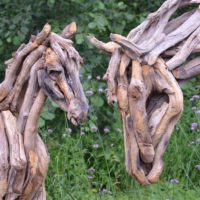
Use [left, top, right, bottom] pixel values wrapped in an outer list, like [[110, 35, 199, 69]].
[[24, 89, 46, 156], [145, 8, 200, 65], [164, 10, 195, 34], [87, 36, 119, 53], [17, 58, 45, 135], [128, 61, 155, 164], [167, 26, 200, 70], [0, 45, 46, 112], [117, 54, 130, 112], [104, 48, 121, 104], [61, 22, 77, 39], [127, 0, 181, 43], [18, 90, 48, 200], [172, 57, 200, 79], [124, 113, 150, 185], [11, 45, 46, 111], [0, 114, 9, 199], [2, 110, 27, 199]]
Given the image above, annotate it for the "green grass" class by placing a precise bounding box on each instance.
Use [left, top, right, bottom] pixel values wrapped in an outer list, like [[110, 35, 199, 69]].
[[41, 78, 200, 200]]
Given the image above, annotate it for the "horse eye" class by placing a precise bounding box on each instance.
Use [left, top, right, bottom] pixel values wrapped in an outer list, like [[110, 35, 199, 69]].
[[48, 70, 62, 81]]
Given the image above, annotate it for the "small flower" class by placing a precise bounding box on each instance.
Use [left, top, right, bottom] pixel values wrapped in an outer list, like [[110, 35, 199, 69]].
[[100, 188, 112, 195], [87, 74, 92, 80], [189, 141, 196, 145], [96, 75, 101, 80], [190, 95, 200, 101], [86, 90, 94, 97], [62, 133, 67, 137], [88, 167, 95, 174], [195, 110, 200, 115], [170, 178, 179, 185], [116, 128, 122, 133], [190, 97, 193, 101], [196, 138, 200, 144], [92, 144, 99, 149], [91, 126, 98, 133], [192, 106, 197, 110], [80, 131, 85, 136], [66, 128, 72, 134], [104, 127, 110, 133], [47, 128, 53, 135], [192, 95, 200, 100], [98, 88, 104, 94], [87, 175, 94, 180], [191, 122, 198, 131], [195, 164, 200, 170]]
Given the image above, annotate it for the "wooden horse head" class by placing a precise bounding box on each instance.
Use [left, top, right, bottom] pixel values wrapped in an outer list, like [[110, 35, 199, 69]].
[[88, 0, 200, 185], [0, 22, 88, 199]]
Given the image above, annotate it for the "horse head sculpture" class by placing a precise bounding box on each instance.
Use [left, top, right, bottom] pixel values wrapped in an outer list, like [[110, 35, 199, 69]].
[[0, 22, 88, 200], [88, 0, 200, 185]]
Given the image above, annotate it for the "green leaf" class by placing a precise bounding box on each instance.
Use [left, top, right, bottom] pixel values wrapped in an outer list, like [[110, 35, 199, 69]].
[[6, 37, 11, 43], [95, 15, 108, 27], [51, 101, 59, 108], [39, 117, 45, 128], [97, 2, 105, 10], [75, 34, 84, 44], [90, 96, 104, 107], [41, 111, 55, 120], [13, 36, 21, 45], [88, 22, 96, 29], [48, 0, 55, 6]]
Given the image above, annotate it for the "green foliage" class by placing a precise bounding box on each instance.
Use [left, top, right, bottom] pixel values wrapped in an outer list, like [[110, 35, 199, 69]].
[[0, 0, 199, 199]]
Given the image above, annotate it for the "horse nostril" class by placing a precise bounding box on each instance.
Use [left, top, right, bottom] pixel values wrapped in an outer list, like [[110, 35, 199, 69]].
[[79, 111, 88, 123], [67, 99, 88, 125]]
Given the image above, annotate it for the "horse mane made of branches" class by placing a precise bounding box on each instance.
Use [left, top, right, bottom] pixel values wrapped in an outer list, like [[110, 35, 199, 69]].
[[0, 23, 88, 199], [88, 0, 200, 185]]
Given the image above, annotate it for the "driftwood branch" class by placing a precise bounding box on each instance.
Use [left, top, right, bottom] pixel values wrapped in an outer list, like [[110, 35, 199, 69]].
[[172, 57, 200, 79], [0, 114, 8, 199]]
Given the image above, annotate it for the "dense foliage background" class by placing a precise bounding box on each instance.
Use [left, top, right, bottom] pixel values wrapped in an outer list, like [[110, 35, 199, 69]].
[[0, 0, 199, 199]]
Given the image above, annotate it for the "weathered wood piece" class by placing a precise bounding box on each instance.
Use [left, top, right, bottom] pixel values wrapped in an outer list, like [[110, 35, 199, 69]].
[[0, 114, 9, 199], [0, 22, 88, 199], [88, 0, 199, 185], [172, 57, 200, 79]]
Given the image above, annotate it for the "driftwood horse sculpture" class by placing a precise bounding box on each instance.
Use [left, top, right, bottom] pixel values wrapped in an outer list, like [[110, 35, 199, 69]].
[[88, 0, 200, 185], [0, 23, 88, 199]]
